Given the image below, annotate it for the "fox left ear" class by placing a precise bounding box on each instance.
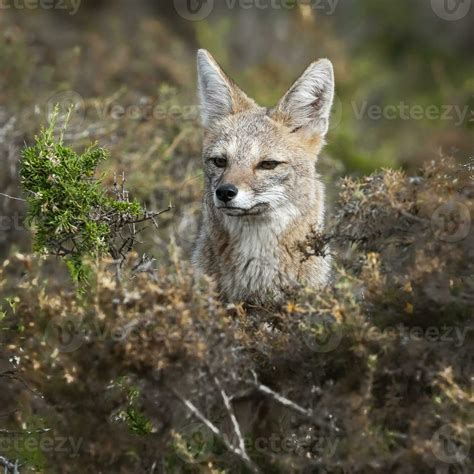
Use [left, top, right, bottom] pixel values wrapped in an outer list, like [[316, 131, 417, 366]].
[[197, 49, 255, 129], [271, 59, 335, 136]]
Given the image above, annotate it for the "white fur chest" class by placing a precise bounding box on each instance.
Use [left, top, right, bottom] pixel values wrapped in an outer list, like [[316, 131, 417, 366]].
[[221, 216, 288, 301]]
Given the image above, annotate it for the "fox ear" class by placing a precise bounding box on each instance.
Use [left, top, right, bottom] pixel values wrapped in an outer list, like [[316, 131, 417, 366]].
[[197, 49, 255, 128], [272, 59, 335, 136]]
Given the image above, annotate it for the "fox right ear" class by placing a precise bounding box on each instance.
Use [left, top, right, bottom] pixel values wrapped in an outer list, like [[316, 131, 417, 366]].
[[271, 59, 335, 137], [197, 49, 255, 128]]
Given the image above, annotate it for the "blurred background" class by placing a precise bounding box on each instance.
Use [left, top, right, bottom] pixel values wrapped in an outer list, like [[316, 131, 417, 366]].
[[0, 0, 473, 252]]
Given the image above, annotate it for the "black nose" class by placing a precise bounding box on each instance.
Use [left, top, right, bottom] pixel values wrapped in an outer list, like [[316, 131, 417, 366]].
[[216, 184, 238, 203]]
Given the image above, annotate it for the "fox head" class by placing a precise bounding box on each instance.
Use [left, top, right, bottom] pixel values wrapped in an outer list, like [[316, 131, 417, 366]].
[[197, 49, 334, 224]]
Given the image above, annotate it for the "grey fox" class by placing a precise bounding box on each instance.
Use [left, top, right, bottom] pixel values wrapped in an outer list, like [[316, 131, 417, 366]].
[[192, 49, 334, 304]]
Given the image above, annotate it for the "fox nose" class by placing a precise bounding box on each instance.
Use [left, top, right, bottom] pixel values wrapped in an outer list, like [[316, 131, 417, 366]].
[[216, 184, 238, 203]]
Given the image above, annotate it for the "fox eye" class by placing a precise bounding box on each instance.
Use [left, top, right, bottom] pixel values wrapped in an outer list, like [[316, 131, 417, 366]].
[[211, 157, 227, 168], [258, 160, 281, 170]]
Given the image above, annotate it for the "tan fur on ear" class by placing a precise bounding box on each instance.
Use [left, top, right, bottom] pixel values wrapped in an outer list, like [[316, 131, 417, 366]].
[[197, 49, 256, 127]]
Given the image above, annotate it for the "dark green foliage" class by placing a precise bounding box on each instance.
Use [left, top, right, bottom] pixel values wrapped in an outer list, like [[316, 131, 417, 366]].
[[20, 112, 144, 286], [113, 382, 153, 435]]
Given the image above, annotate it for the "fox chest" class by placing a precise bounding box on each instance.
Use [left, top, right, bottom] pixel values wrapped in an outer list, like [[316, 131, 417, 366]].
[[218, 227, 289, 301]]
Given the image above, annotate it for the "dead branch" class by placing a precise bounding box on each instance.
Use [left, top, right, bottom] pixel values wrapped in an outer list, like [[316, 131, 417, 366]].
[[0, 456, 20, 474], [249, 370, 331, 430], [250, 371, 312, 417], [213, 376, 258, 472]]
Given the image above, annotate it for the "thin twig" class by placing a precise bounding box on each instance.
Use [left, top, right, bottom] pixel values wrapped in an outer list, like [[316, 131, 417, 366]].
[[126, 204, 173, 225], [0, 428, 51, 436], [1, 373, 44, 400], [249, 370, 331, 430], [214, 377, 256, 471], [0, 193, 26, 202], [250, 371, 312, 417], [0, 409, 18, 418], [399, 209, 429, 224]]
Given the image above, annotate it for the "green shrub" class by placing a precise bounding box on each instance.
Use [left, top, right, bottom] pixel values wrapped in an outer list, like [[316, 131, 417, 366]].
[[20, 110, 166, 287]]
